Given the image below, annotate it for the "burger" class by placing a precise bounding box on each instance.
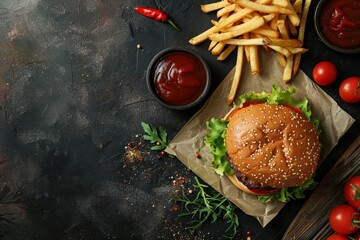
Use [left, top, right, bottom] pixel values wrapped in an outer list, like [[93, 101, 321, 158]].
[[205, 85, 321, 203]]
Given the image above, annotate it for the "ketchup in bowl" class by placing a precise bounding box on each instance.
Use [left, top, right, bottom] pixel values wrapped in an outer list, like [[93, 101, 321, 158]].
[[318, 0, 360, 50], [147, 48, 210, 110]]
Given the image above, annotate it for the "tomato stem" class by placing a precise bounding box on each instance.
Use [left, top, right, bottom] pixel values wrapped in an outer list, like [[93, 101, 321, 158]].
[[355, 81, 360, 96], [351, 184, 360, 201], [352, 215, 360, 228]]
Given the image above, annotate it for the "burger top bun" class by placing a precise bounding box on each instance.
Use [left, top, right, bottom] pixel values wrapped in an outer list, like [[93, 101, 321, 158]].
[[225, 103, 321, 189]]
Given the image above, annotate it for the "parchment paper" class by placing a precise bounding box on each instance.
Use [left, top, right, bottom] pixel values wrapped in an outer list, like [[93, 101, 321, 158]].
[[165, 50, 355, 227]]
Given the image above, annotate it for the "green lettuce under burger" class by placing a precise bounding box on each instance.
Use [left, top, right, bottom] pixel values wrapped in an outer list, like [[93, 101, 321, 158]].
[[205, 85, 321, 203]]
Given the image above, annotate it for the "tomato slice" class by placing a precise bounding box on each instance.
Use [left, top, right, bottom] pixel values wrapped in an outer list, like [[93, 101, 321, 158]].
[[249, 188, 280, 195], [282, 103, 304, 116]]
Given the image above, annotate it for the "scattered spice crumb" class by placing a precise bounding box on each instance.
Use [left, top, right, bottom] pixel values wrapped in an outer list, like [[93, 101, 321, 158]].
[[120, 130, 255, 240], [124, 139, 148, 165], [169, 203, 180, 212]]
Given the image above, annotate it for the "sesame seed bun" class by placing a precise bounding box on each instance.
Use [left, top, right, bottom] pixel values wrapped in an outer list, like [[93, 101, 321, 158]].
[[225, 103, 321, 193]]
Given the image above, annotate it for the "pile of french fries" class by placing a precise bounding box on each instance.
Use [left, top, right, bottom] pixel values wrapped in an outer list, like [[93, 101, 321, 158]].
[[189, 0, 312, 104]]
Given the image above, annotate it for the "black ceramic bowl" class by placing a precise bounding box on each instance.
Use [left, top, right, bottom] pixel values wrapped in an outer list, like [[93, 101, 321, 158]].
[[146, 48, 211, 110], [314, 0, 360, 54]]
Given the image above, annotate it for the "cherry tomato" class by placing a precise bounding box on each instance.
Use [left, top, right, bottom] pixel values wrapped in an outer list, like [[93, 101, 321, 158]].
[[329, 204, 360, 235], [344, 176, 360, 209], [326, 234, 349, 240], [339, 77, 360, 103], [312, 61, 337, 86]]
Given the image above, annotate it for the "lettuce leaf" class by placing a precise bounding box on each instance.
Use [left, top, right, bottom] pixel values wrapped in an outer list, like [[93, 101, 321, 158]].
[[257, 177, 317, 203], [205, 118, 232, 176], [205, 84, 320, 202]]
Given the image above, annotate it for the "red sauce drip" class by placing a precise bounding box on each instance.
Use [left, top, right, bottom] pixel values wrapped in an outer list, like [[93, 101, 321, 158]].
[[153, 51, 207, 106], [319, 0, 360, 49]]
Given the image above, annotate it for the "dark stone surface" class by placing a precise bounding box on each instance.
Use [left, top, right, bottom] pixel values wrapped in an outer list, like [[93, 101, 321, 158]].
[[0, 0, 358, 239]]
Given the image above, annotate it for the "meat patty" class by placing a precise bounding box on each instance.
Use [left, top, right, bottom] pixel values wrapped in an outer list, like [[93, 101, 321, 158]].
[[226, 153, 277, 191]]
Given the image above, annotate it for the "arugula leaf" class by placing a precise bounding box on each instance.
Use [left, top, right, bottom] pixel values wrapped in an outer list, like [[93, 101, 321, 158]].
[[174, 176, 240, 239], [141, 122, 169, 151]]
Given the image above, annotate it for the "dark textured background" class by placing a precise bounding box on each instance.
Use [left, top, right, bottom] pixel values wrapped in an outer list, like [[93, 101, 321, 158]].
[[0, 0, 359, 239]]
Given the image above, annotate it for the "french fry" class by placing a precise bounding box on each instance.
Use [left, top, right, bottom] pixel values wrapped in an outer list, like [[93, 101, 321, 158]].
[[209, 16, 265, 42], [287, 47, 308, 54], [286, 3, 301, 27], [201, 0, 230, 13], [249, 43, 260, 75], [276, 52, 287, 68], [190, 0, 312, 103], [268, 45, 292, 57], [213, 8, 254, 32], [217, 4, 237, 18], [217, 45, 237, 61], [224, 37, 271, 45], [228, 46, 244, 104], [269, 13, 279, 30], [208, 40, 218, 51], [232, 0, 295, 15], [229, 0, 273, 5], [292, 0, 303, 16], [277, 15, 290, 39], [283, 55, 294, 82], [262, 13, 276, 22], [287, 18, 298, 36], [276, 13, 294, 82], [249, 33, 260, 75], [289, 0, 302, 32], [189, 14, 230, 45], [272, 0, 289, 7], [273, 0, 301, 27], [189, 25, 217, 45], [267, 38, 303, 47], [242, 15, 278, 37], [243, 32, 251, 62], [293, 0, 311, 75], [211, 41, 226, 55], [252, 26, 279, 38]]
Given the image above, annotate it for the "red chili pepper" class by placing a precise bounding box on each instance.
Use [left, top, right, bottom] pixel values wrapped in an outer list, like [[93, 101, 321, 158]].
[[134, 6, 180, 31]]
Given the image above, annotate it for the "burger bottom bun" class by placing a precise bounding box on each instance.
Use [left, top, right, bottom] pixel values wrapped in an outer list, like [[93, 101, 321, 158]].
[[228, 175, 269, 196]]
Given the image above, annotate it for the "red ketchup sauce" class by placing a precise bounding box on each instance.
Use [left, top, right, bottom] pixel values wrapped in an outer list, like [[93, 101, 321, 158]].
[[153, 51, 207, 106], [319, 0, 360, 49]]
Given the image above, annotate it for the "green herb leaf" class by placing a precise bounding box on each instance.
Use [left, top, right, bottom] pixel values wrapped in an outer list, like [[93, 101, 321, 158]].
[[174, 176, 240, 239], [141, 122, 173, 157]]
